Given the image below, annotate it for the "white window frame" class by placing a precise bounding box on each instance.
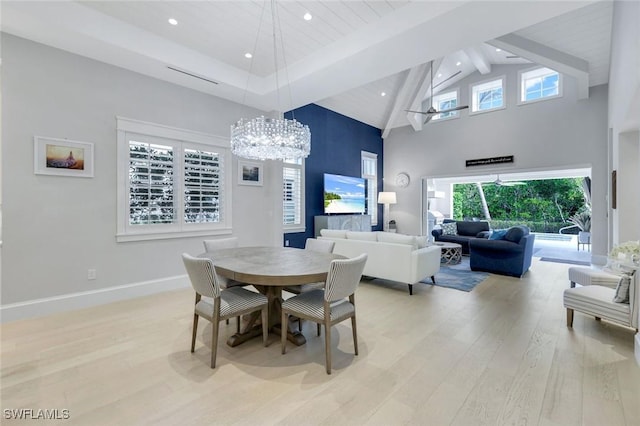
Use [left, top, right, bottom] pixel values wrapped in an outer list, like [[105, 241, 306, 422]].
[[431, 88, 461, 122], [470, 75, 506, 115], [361, 151, 378, 226], [283, 157, 305, 233], [116, 117, 232, 242], [518, 66, 562, 105]]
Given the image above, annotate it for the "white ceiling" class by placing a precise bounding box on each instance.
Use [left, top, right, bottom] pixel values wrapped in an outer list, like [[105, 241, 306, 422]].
[[1, 1, 613, 135]]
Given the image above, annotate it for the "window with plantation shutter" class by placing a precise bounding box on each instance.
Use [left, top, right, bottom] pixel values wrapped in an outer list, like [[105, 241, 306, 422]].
[[283, 157, 305, 232], [183, 148, 223, 224], [129, 141, 175, 225], [361, 151, 378, 225], [117, 117, 232, 242]]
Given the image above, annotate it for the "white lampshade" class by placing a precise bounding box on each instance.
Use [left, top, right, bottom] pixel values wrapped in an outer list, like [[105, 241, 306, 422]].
[[378, 191, 397, 204], [427, 190, 445, 199]]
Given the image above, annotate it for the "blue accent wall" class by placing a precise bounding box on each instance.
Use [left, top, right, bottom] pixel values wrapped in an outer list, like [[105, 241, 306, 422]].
[[284, 104, 384, 248]]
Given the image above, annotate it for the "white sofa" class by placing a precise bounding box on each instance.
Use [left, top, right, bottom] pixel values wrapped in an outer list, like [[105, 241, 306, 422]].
[[318, 229, 442, 295]]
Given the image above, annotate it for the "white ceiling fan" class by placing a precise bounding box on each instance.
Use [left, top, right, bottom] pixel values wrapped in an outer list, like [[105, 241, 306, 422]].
[[406, 61, 469, 124], [492, 174, 527, 186]]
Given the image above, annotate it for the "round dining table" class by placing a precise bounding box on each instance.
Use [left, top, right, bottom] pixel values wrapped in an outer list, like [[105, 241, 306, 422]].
[[199, 246, 344, 347]]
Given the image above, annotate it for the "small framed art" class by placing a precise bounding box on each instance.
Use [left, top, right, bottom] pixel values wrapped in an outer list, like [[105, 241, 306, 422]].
[[34, 136, 94, 178], [238, 161, 263, 186]]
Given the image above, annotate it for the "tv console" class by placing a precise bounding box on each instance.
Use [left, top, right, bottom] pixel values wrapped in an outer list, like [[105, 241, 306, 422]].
[[314, 214, 371, 237]]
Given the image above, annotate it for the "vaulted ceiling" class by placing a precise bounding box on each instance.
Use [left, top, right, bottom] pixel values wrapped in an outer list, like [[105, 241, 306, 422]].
[[2, 1, 613, 137]]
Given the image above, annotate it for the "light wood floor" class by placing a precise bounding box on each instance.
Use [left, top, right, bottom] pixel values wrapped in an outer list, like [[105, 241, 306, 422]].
[[2, 258, 639, 425]]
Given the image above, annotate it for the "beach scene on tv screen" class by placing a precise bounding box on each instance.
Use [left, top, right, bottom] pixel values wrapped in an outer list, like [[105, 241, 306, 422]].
[[324, 174, 366, 214]]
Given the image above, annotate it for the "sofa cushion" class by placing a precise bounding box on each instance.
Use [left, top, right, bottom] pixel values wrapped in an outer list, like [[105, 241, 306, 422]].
[[346, 231, 378, 241], [441, 222, 457, 235], [456, 221, 490, 236], [377, 232, 416, 248], [320, 229, 347, 239], [504, 226, 528, 243], [489, 229, 508, 240]]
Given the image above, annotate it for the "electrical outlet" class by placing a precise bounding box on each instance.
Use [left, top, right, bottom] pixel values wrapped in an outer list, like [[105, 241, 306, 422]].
[[285, 240, 290, 247], [87, 269, 97, 280]]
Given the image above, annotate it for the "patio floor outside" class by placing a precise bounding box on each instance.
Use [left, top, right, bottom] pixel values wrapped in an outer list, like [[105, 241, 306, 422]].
[[533, 232, 591, 265]]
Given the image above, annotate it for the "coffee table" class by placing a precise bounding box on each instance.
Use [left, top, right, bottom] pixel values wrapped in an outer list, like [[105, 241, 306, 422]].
[[434, 242, 462, 265]]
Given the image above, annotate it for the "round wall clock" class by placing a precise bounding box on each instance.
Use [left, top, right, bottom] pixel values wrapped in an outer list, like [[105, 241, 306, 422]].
[[395, 172, 410, 188]]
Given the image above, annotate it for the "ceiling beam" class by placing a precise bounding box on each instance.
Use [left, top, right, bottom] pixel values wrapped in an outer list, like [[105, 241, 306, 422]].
[[382, 64, 429, 138], [490, 33, 590, 99], [463, 46, 492, 75]]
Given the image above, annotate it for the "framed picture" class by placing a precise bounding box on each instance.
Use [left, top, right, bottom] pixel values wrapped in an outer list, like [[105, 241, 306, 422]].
[[34, 136, 94, 178], [238, 161, 263, 186]]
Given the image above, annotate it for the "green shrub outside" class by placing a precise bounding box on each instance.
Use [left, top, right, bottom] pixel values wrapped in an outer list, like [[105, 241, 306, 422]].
[[452, 178, 589, 234]]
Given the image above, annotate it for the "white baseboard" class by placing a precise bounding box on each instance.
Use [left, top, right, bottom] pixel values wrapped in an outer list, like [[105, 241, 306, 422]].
[[635, 333, 640, 367], [0, 275, 190, 323]]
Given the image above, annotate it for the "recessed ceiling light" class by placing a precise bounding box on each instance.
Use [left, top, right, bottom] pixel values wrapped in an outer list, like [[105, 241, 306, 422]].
[[495, 48, 502, 52], [380, 92, 386, 97], [456, 61, 462, 66], [245, 52, 253, 59], [168, 18, 178, 26], [303, 12, 312, 21], [437, 73, 442, 78]]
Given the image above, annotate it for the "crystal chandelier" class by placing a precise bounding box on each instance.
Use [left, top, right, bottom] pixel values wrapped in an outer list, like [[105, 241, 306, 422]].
[[230, 0, 311, 161]]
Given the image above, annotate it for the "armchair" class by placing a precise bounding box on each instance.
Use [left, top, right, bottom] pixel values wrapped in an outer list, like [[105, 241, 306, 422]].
[[469, 226, 535, 277], [564, 270, 638, 331]]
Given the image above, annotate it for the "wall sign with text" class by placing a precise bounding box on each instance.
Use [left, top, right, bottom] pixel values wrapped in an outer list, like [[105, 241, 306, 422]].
[[466, 155, 514, 167]]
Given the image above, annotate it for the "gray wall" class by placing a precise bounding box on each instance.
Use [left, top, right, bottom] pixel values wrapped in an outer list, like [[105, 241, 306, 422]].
[[384, 63, 609, 257], [608, 0, 640, 246], [1, 34, 282, 309]]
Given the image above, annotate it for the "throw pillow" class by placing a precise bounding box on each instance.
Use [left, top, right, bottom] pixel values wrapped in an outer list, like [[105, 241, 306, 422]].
[[489, 229, 508, 240], [441, 222, 457, 235], [613, 271, 635, 303]]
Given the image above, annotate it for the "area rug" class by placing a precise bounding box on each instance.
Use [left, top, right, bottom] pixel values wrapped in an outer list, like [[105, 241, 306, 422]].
[[421, 258, 489, 292], [540, 257, 590, 266]]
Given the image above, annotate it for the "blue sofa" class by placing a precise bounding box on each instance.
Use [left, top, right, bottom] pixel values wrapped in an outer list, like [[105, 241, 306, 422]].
[[432, 220, 491, 255], [469, 226, 535, 277]]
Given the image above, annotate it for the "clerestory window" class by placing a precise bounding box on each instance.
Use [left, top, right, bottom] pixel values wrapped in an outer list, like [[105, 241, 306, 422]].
[[431, 89, 460, 121], [470, 76, 505, 114], [519, 67, 562, 104]]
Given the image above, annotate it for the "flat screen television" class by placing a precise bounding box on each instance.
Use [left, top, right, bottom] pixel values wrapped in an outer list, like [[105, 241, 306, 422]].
[[323, 173, 366, 214]]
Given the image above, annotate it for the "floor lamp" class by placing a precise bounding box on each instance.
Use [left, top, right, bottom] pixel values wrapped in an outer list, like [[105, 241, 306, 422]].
[[378, 192, 397, 232]]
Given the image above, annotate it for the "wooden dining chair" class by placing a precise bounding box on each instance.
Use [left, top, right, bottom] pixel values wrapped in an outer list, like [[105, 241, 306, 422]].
[[281, 253, 367, 374], [202, 237, 248, 289], [284, 238, 335, 295], [203, 237, 248, 331], [182, 253, 269, 368]]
